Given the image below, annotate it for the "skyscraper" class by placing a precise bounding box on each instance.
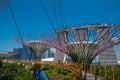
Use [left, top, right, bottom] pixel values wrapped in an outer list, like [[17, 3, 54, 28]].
[[97, 27, 118, 65], [21, 45, 34, 60]]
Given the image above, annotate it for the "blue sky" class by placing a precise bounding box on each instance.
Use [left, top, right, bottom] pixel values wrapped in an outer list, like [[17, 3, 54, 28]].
[[0, 0, 120, 59]]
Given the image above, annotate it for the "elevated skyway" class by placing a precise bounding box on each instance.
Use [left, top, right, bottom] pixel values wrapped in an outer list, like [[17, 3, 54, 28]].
[[2, 59, 118, 80], [2, 59, 81, 78]]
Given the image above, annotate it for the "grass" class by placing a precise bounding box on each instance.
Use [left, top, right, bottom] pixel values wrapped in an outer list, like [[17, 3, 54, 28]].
[[0, 62, 33, 80]]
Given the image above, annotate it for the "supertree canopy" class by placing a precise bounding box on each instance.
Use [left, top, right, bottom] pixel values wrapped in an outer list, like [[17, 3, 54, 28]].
[[65, 41, 98, 63], [28, 40, 49, 60]]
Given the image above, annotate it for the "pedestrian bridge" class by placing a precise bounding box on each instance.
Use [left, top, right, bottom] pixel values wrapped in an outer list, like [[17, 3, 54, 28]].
[[1, 59, 118, 80], [2, 60, 81, 79]]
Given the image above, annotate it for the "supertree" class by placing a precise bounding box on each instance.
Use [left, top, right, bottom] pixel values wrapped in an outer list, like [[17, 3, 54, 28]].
[[37, 0, 120, 65], [43, 24, 120, 79], [13, 33, 50, 61]]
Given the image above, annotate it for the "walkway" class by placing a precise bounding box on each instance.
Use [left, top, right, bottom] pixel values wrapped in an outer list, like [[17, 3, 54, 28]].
[[82, 71, 105, 80]]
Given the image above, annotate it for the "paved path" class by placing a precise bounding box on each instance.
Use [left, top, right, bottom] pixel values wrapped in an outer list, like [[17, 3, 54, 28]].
[[82, 71, 105, 80]]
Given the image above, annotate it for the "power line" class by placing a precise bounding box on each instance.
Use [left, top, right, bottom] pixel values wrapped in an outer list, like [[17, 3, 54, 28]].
[[6, 0, 23, 43], [57, 0, 67, 29], [39, 0, 56, 33], [58, 0, 64, 28], [49, 0, 59, 30], [60, 0, 67, 27], [6, 0, 29, 60]]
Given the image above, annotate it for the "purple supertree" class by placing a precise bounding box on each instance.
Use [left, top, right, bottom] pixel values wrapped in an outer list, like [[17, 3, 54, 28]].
[[13, 33, 51, 61], [44, 24, 120, 79], [53, 24, 120, 63]]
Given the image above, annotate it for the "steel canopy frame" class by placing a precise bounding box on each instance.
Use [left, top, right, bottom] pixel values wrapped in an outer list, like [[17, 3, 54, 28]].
[[52, 24, 120, 64]]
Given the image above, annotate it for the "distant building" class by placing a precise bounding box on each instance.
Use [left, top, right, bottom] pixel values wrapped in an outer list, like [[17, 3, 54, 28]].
[[54, 49, 67, 62], [7, 48, 22, 60], [41, 48, 55, 59], [13, 48, 22, 52], [97, 28, 118, 65], [0, 52, 7, 59], [7, 52, 19, 59], [21, 45, 34, 60]]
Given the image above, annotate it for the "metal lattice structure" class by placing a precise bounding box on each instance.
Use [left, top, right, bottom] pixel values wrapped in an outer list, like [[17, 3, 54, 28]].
[[52, 24, 120, 65]]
